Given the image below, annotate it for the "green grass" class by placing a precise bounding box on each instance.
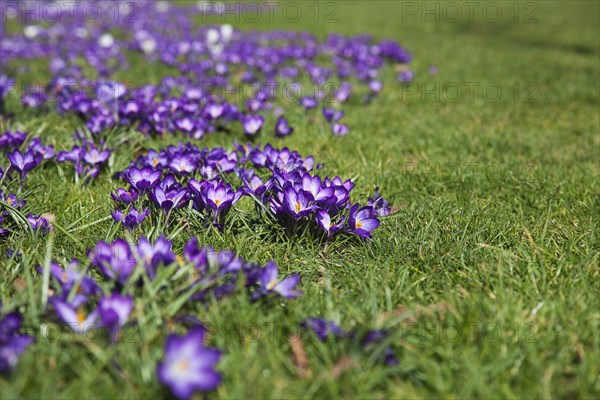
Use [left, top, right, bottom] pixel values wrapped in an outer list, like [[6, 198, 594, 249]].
[[1, 1, 599, 398]]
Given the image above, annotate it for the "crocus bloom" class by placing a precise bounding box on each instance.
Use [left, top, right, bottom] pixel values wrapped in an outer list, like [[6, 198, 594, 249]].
[[0, 131, 27, 149], [258, 261, 301, 298], [397, 70, 414, 83], [241, 114, 265, 136], [315, 210, 344, 238], [125, 166, 162, 193], [299, 96, 317, 110], [27, 138, 54, 160], [348, 205, 380, 238], [368, 80, 383, 94], [54, 301, 98, 333], [27, 214, 53, 233], [335, 82, 352, 103], [301, 318, 346, 341], [56, 146, 85, 164], [169, 155, 196, 175], [300, 173, 335, 204], [97, 294, 133, 340], [111, 187, 139, 204], [47, 259, 100, 307], [278, 186, 317, 218], [157, 326, 222, 399], [242, 175, 271, 202], [151, 186, 189, 213], [89, 239, 137, 284], [112, 207, 150, 231], [0, 311, 34, 373], [192, 180, 243, 225], [204, 103, 225, 120], [274, 116, 293, 137], [83, 146, 111, 166], [332, 123, 349, 136], [322, 108, 344, 123], [7, 149, 41, 183], [137, 235, 176, 280], [367, 187, 391, 217]]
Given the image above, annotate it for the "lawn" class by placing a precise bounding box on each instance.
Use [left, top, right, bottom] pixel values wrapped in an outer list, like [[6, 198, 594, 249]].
[[0, 1, 599, 399]]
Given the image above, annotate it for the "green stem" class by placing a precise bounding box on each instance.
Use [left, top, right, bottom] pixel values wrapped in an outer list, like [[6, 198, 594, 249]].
[[41, 228, 56, 310]]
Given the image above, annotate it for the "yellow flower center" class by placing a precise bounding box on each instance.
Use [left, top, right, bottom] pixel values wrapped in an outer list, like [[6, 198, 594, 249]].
[[152, 159, 158, 166], [295, 202, 301, 213], [267, 279, 277, 290], [177, 360, 189, 371], [214, 199, 221, 206], [355, 221, 363, 229], [77, 310, 86, 324]]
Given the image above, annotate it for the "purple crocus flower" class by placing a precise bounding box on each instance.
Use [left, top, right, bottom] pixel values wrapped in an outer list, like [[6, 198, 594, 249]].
[[191, 179, 243, 225], [175, 117, 196, 134], [27, 214, 53, 233], [274, 116, 293, 137], [368, 80, 383, 94], [0, 311, 34, 373], [89, 239, 137, 284], [332, 123, 349, 136], [27, 138, 54, 160], [301, 318, 346, 341], [54, 301, 99, 333], [241, 114, 265, 136], [111, 187, 139, 204], [125, 166, 162, 193], [242, 175, 271, 202], [299, 96, 318, 110], [137, 235, 176, 280], [258, 261, 301, 298], [348, 205, 380, 238], [22, 92, 46, 109], [301, 173, 335, 204], [0, 131, 27, 150], [56, 146, 85, 166], [97, 294, 133, 340], [367, 187, 391, 217], [397, 70, 414, 83], [334, 82, 352, 103], [315, 210, 344, 239], [83, 146, 111, 166], [112, 207, 150, 231], [157, 326, 222, 399], [322, 108, 344, 123], [7, 149, 41, 183], [169, 155, 196, 175], [1, 193, 25, 210], [276, 186, 317, 218], [47, 259, 100, 308], [151, 185, 189, 213], [204, 103, 225, 120]]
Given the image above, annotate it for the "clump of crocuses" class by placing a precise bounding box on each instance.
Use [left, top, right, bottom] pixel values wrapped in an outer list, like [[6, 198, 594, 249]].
[[0, 310, 34, 373], [112, 142, 386, 241], [302, 317, 398, 366], [56, 136, 112, 184]]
